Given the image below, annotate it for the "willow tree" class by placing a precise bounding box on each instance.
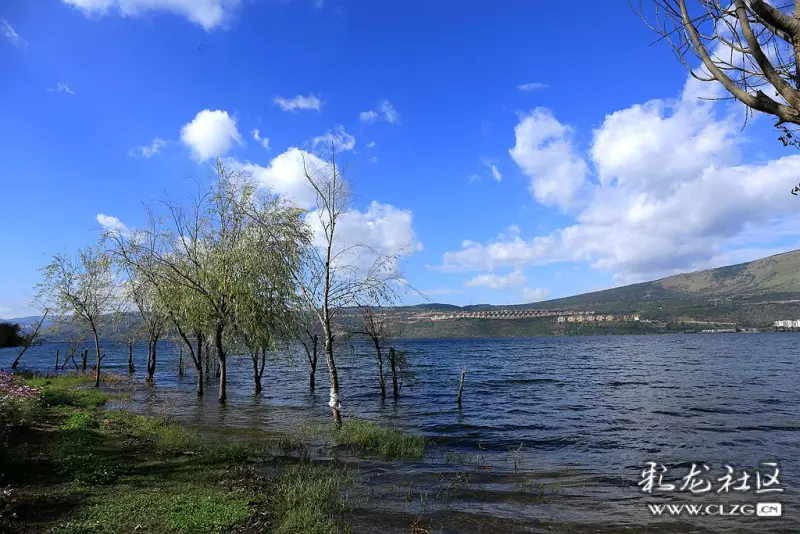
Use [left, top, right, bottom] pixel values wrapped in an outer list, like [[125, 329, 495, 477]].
[[37, 244, 118, 387], [229, 192, 308, 395], [639, 0, 800, 130]]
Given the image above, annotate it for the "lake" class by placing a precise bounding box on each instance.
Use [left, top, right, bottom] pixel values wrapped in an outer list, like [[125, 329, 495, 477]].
[[3, 333, 799, 533]]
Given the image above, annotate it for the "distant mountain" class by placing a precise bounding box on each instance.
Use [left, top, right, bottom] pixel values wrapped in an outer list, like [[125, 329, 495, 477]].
[[12, 250, 800, 341]]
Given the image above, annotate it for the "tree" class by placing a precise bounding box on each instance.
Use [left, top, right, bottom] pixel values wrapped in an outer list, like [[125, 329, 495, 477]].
[[37, 245, 118, 387], [291, 308, 322, 391], [355, 305, 389, 399], [289, 146, 406, 426], [9, 310, 49, 369], [230, 208, 306, 395], [638, 1, 800, 130]]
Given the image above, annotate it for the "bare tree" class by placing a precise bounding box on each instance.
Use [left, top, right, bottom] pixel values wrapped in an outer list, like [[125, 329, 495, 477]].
[[291, 308, 322, 391], [291, 146, 408, 426], [637, 0, 800, 129], [355, 305, 389, 399], [37, 245, 118, 387]]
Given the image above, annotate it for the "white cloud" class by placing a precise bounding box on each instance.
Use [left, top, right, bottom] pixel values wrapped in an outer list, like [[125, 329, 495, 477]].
[[96, 214, 128, 234], [443, 71, 800, 284], [251, 128, 270, 150], [521, 287, 549, 302], [518, 82, 547, 92], [360, 100, 399, 124], [273, 94, 323, 112], [436, 226, 559, 273], [62, 0, 241, 31], [509, 108, 588, 211], [180, 109, 242, 162], [306, 201, 422, 276], [129, 138, 167, 158], [489, 164, 502, 182], [231, 146, 420, 277], [230, 148, 323, 209], [1, 19, 27, 48], [312, 125, 356, 152], [366, 141, 376, 148], [48, 82, 75, 95], [464, 270, 526, 290]]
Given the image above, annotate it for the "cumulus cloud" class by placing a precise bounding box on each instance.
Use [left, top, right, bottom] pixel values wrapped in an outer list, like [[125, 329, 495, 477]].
[[443, 71, 800, 284], [306, 201, 422, 276], [230, 147, 421, 277], [1, 19, 27, 48], [311, 125, 356, 152], [273, 94, 323, 112], [96, 214, 128, 234], [62, 0, 241, 31], [129, 138, 167, 158], [517, 82, 547, 92], [509, 108, 588, 211], [181, 109, 242, 162], [435, 226, 559, 273], [251, 128, 270, 150], [360, 100, 399, 124], [464, 270, 526, 290]]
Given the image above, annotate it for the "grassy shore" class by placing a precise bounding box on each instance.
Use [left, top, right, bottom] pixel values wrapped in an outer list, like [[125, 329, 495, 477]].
[[0, 371, 425, 533]]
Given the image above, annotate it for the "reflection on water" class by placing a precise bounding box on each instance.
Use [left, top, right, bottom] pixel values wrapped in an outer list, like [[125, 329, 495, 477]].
[[3, 333, 799, 532]]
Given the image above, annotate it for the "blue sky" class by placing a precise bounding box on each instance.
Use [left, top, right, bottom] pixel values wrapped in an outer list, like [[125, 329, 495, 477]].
[[2, 0, 800, 318]]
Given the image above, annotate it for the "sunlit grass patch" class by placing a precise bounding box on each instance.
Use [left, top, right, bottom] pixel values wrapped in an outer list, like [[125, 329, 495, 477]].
[[333, 419, 425, 460], [272, 463, 354, 534], [54, 486, 252, 533]]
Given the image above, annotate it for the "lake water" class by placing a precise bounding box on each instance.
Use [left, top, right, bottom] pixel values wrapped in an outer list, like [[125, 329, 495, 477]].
[[3, 333, 799, 533]]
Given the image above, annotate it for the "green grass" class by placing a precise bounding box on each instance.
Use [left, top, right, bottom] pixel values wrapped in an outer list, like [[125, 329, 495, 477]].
[[272, 463, 354, 534], [55, 486, 252, 533], [333, 419, 425, 460]]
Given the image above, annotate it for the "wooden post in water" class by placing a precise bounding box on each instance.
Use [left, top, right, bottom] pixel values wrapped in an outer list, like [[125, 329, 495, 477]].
[[178, 346, 184, 377], [55, 349, 59, 370], [128, 342, 135, 373], [457, 369, 466, 406]]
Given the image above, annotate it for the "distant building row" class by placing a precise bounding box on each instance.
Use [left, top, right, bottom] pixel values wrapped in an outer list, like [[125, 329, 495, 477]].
[[424, 309, 575, 321], [774, 320, 800, 328], [556, 313, 641, 323]]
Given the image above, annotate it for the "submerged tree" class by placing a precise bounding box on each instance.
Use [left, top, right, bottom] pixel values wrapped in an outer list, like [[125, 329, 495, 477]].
[[291, 308, 322, 391], [37, 244, 118, 387], [356, 305, 389, 399], [286, 146, 407, 426]]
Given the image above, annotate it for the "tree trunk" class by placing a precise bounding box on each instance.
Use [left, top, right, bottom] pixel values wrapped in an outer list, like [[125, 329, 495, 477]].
[[372, 338, 385, 399], [81, 349, 88, 371], [55, 349, 60, 370], [215, 325, 227, 403], [128, 342, 135, 373], [389, 347, 399, 400], [178, 346, 184, 377], [147, 336, 158, 382], [93, 331, 101, 388], [195, 333, 204, 396], [324, 333, 342, 426], [11, 311, 48, 369], [309, 334, 318, 391], [252, 355, 262, 395], [457, 369, 466, 406]]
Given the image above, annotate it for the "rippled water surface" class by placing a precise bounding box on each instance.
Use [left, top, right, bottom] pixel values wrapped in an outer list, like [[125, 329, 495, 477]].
[[3, 333, 799, 532]]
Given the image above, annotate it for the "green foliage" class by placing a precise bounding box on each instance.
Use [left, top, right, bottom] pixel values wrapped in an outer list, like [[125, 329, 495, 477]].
[[39, 386, 110, 409], [272, 463, 354, 534], [60, 411, 99, 431], [333, 419, 425, 460], [0, 322, 25, 348]]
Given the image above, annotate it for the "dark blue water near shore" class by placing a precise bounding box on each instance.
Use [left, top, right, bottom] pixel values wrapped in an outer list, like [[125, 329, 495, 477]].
[[3, 333, 799, 532]]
